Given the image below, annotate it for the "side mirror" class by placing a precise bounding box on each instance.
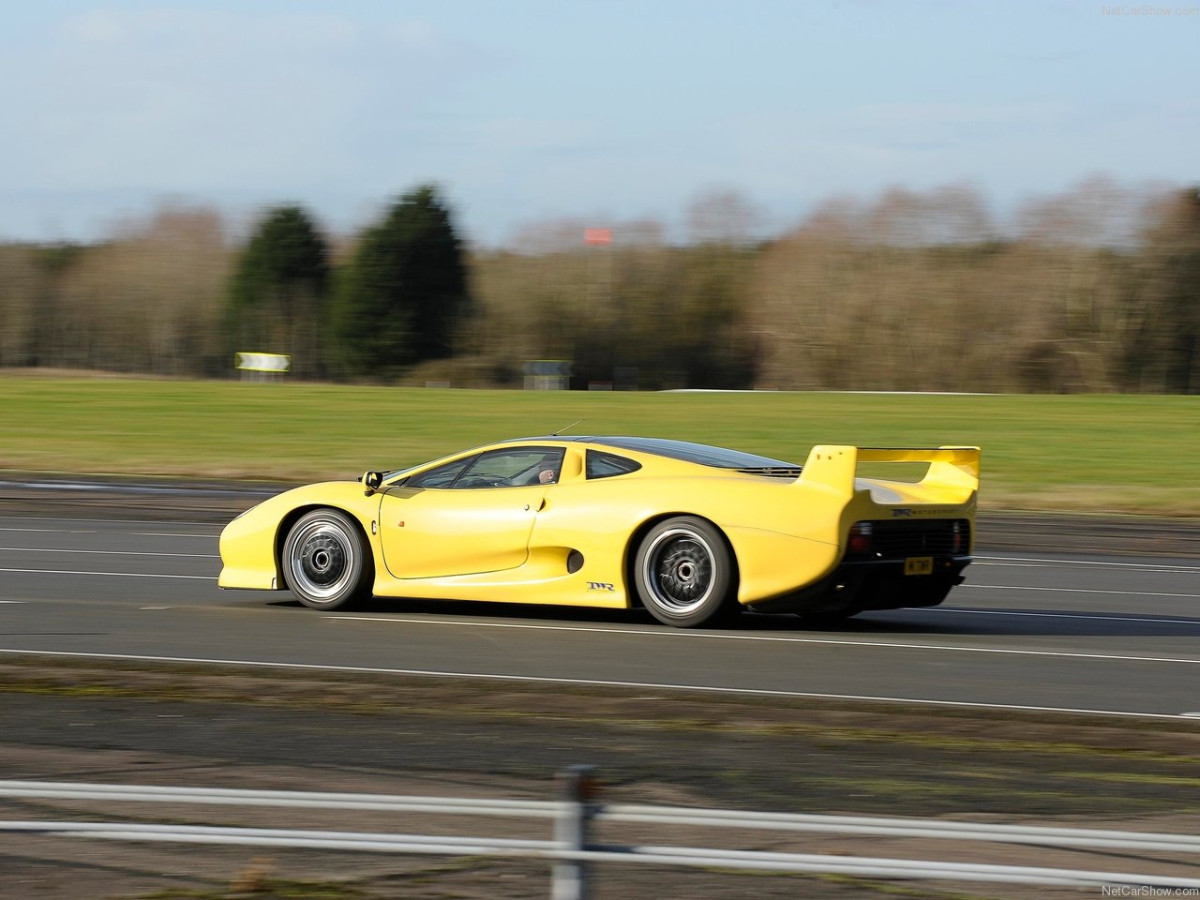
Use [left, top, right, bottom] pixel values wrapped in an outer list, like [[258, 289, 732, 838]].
[[362, 471, 383, 496]]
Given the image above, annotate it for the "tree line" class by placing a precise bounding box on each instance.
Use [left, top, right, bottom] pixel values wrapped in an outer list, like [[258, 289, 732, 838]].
[[0, 181, 1197, 393]]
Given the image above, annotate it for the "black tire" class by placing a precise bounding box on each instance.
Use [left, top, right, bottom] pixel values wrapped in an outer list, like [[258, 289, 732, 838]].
[[633, 516, 738, 628], [282, 509, 373, 610]]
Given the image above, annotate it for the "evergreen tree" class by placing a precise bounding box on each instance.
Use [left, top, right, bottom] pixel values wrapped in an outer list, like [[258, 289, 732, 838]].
[[333, 185, 470, 378], [226, 206, 329, 378]]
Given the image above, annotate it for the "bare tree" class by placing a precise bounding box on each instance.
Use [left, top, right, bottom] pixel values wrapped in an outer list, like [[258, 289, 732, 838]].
[[56, 204, 230, 375]]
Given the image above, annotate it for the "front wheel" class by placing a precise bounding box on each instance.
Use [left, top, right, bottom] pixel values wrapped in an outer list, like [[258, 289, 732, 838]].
[[633, 517, 738, 628], [283, 509, 373, 610]]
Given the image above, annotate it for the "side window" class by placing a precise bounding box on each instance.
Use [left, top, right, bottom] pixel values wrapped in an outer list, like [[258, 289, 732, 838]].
[[407, 456, 474, 488], [455, 447, 566, 489], [586, 449, 642, 480]]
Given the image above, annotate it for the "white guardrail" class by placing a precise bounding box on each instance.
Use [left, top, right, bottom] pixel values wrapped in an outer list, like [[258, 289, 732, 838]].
[[2, 769, 1200, 899]]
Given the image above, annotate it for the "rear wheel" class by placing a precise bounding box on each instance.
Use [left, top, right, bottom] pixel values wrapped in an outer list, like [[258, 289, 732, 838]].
[[634, 517, 738, 628], [283, 509, 373, 610]]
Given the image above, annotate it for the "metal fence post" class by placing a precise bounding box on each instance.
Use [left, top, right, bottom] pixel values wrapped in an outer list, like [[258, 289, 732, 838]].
[[552, 765, 597, 900]]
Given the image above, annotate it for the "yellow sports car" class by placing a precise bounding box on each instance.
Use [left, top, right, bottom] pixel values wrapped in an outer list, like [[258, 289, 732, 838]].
[[218, 436, 980, 628]]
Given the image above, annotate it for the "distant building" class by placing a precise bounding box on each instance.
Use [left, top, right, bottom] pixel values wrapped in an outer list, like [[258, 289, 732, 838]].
[[522, 359, 571, 391]]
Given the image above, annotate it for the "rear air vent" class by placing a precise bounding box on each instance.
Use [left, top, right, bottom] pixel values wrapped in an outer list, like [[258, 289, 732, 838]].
[[848, 519, 971, 558], [735, 467, 803, 479]]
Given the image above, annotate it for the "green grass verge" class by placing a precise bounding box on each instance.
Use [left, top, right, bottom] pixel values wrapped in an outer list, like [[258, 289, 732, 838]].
[[3, 374, 1198, 515]]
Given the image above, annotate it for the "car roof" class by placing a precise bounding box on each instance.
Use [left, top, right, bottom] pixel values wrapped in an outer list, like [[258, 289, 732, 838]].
[[504, 435, 799, 470]]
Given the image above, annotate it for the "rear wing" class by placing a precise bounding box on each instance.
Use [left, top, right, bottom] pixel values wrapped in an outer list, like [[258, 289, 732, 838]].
[[798, 445, 980, 498]]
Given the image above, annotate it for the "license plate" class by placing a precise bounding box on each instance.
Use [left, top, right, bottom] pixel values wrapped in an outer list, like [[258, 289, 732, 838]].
[[904, 557, 933, 576]]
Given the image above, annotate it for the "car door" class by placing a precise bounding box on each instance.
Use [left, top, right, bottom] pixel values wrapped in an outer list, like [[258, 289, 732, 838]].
[[379, 446, 564, 580]]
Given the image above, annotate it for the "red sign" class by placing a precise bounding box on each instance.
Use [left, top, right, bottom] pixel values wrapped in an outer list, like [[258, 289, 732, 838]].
[[584, 227, 612, 245]]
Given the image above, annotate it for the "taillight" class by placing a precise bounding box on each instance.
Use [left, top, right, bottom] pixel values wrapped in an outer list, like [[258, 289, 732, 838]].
[[951, 520, 967, 554], [848, 522, 873, 555]]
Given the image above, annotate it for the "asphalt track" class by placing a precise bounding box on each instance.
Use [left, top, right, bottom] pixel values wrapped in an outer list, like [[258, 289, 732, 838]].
[[1, 510, 1198, 721]]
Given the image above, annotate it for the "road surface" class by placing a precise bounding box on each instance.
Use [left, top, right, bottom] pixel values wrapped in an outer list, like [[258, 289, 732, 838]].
[[1, 513, 1197, 719]]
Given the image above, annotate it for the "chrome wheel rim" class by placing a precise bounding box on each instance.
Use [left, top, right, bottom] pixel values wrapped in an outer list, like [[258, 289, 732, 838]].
[[642, 528, 716, 614], [289, 519, 354, 602]]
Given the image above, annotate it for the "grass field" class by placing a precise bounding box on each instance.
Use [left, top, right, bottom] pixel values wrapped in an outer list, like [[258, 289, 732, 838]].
[[3, 374, 1198, 515]]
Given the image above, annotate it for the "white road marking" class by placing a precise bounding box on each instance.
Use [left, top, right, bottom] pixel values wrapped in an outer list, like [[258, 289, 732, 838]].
[[0, 648, 1192, 722], [929, 607, 1200, 626], [0, 568, 213, 581], [128, 531, 218, 538], [323, 615, 1200, 665], [0, 527, 215, 538], [0, 547, 217, 559], [963, 584, 1200, 599], [0, 527, 98, 534], [0, 600, 26, 604], [976, 556, 1200, 573]]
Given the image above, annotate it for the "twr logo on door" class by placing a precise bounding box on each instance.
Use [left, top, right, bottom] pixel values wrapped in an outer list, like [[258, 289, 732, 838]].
[[587, 581, 615, 592]]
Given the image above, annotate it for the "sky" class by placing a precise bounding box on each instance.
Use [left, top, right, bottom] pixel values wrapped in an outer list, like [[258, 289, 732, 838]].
[[0, 1, 1196, 246]]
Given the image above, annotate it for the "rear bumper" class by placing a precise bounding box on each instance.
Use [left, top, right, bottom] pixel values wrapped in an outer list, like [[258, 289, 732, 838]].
[[749, 555, 972, 615]]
